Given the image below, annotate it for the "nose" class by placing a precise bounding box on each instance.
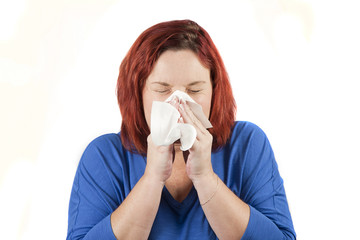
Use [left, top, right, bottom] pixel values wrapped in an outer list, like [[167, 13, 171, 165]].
[[168, 96, 180, 111]]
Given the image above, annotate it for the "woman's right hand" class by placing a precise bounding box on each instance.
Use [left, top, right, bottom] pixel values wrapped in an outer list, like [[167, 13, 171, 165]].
[[144, 97, 180, 185], [144, 135, 174, 185]]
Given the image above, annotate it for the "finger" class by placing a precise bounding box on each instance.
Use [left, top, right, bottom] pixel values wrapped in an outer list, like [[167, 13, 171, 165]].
[[179, 100, 207, 135], [178, 100, 199, 134], [179, 102, 205, 141], [178, 99, 196, 124]]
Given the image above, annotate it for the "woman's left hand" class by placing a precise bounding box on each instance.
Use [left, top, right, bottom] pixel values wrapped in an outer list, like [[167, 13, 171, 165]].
[[178, 99, 214, 183]]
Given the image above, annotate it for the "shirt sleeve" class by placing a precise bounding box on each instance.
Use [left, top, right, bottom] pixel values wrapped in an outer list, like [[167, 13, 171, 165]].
[[66, 135, 121, 240], [238, 123, 296, 240]]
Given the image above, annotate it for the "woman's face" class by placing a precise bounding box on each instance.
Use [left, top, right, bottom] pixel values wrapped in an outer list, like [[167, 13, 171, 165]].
[[142, 49, 213, 129]]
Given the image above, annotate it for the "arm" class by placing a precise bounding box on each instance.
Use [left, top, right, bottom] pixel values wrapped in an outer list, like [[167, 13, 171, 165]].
[[67, 136, 120, 240], [110, 171, 164, 239], [179, 100, 249, 239], [179, 100, 296, 240], [110, 136, 172, 240], [67, 135, 174, 240], [194, 170, 295, 240], [193, 173, 250, 239]]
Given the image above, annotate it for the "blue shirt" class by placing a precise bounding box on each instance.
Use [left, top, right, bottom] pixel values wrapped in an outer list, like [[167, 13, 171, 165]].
[[67, 121, 296, 239]]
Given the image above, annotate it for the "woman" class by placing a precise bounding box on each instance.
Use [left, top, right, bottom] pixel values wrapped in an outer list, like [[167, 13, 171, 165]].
[[67, 20, 296, 240]]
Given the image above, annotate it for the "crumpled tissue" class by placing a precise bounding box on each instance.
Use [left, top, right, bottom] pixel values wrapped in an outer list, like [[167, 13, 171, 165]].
[[151, 90, 212, 151]]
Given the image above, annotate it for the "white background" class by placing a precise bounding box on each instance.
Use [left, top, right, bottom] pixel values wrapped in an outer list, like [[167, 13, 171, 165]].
[[1, 0, 359, 239]]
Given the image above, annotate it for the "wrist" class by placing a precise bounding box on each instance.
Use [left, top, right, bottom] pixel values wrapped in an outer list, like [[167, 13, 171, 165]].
[[192, 172, 220, 206], [191, 170, 216, 190], [143, 169, 166, 188]]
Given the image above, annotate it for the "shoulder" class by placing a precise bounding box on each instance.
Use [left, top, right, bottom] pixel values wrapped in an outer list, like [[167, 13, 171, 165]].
[[224, 121, 275, 174], [216, 121, 273, 169], [85, 132, 122, 150], [232, 121, 266, 135], [228, 121, 269, 148], [229, 121, 276, 177], [213, 121, 276, 195], [79, 132, 127, 170]]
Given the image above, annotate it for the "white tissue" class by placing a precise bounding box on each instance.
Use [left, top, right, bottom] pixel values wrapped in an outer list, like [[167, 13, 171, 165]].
[[150, 90, 212, 151]]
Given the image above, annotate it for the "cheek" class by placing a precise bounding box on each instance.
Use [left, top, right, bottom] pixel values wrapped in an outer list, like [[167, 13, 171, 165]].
[[144, 101, 152, 126], [202, 101, 212, 119], [142, 91, 153, 128], [195, 96, 212, 118]]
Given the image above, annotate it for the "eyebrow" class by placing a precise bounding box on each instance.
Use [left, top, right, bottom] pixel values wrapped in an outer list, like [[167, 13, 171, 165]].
[[187, 81, 206, 86], [150, 81, 206, 87], [151, 82, 171, 86]]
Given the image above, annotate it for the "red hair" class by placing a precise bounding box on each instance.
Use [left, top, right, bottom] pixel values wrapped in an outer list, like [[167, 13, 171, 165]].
[[116, 20, 236, 155]]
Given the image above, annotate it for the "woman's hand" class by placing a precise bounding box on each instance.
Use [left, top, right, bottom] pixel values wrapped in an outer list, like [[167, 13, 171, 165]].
[[178, 99, 214, 183], [144, 99, 181, 185], [144, 135, 173, 185]]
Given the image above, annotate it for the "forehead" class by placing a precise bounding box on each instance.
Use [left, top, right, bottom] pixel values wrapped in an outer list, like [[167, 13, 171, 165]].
[[147, 50, 210, 85]]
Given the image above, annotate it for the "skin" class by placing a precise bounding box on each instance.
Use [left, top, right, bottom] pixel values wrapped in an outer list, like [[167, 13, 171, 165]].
[[110, 50, 250, 240], [142, 49, 213, 199]]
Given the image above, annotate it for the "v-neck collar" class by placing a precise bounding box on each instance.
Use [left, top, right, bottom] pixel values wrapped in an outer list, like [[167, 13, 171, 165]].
[[162, 185, 198, 210]]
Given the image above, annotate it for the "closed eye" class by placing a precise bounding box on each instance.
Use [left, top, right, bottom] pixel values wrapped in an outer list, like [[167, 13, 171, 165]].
[[154, 89, 171, 94], [187, 89, 202, 93]]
